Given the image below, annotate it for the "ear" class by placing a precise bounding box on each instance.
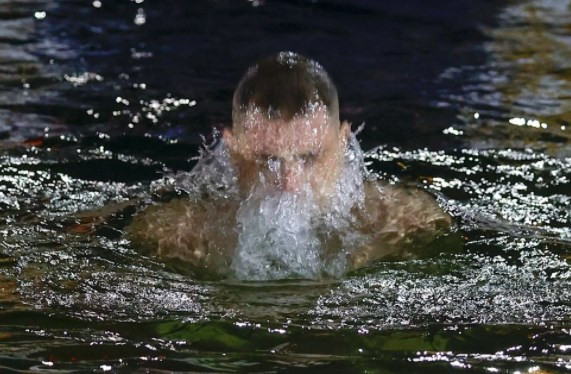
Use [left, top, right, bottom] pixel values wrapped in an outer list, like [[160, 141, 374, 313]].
[[222, 127, 235, 151], [340, 120, 351, 145]]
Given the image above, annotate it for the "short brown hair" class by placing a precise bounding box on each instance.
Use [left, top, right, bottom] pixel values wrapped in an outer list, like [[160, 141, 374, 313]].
[[232, 52, 339, 125]]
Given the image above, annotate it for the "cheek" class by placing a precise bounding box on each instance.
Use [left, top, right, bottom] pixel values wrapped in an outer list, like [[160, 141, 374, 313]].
[[235, 159, 281, 188], [317, 148, 341, 171], [310, 150, 343, 184], [308, 168, 325, 185], [234, 159, 259, 183], [308, 157, 334, 182]]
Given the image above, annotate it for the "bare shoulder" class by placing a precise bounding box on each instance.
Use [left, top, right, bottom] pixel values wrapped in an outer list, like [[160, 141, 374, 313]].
[[126, 198, 199, 252], [126, 197, 238, 269], [349, 180, 453, 268], [361, 180, 452, 231]]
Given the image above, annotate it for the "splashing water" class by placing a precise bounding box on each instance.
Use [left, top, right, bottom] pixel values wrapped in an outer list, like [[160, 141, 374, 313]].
[[231, 188, 323, 280], [175, 133, 367, 280]]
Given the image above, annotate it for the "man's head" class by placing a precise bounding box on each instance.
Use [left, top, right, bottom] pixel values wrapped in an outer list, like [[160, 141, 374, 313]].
[[223, 52, 350, 200]]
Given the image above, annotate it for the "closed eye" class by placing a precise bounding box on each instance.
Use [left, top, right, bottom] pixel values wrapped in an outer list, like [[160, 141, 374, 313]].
[[255, 152, 318, 167], [255, 154, 280, 169], [298, 152, 318, 166], [259, 154, 279, 163]]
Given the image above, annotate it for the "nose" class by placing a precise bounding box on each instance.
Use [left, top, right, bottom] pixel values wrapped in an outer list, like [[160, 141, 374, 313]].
[[279, 161, 302, 192]]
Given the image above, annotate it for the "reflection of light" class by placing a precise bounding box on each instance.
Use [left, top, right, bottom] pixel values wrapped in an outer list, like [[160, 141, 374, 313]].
[[526, 119, 540, 128], [248, 0, 264, 6], [508, 117, 549, 129], [134, 8, 146, 25], [131, 48, 153, 59], [509, 117, 526, 126], [34, 11, 46, 20], [450, 360, 470, 369], [268, 328, 286, 334], [93, 1, 102, 8], [64, 72, 103, 86], [474, 112, 480, 119], [443, 126, 464, 136], [116, 96, 130, 105]]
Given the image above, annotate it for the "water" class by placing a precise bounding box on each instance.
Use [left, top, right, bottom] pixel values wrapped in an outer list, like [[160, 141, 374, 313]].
[[0, 0, 570, 372], [230, 138, 363, 280]]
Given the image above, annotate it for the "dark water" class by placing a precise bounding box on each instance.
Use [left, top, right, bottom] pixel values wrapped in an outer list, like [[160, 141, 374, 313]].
[[1, 0, 570, 372]]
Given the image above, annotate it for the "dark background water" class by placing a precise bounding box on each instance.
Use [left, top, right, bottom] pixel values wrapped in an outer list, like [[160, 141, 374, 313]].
[[4, 0, 507, 149], [1, 0, 570, 372]]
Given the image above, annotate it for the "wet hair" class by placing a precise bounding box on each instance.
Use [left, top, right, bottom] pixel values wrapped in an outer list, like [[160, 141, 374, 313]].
[[232, 52, 339, 126]]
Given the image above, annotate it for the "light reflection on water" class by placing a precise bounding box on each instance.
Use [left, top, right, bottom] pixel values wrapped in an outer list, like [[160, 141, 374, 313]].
[[0, 0, 570, 372], [437, 0, 571, 157]]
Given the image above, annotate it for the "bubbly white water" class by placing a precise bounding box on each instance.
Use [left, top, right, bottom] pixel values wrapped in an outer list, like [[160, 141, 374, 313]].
[[175, 132, 367, 280], [231, 188, 323, 280]]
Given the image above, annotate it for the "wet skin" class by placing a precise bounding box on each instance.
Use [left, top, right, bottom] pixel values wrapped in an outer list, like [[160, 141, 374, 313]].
[[127, 105, 453, 275], [223, 106, 349, 201]]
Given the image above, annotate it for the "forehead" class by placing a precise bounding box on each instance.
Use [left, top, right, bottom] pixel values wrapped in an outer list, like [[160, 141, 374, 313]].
[[235, 106, 338, 156]]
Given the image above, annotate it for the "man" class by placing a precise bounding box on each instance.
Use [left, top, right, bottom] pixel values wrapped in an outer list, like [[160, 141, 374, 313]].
[[127, 52, 452, 279]]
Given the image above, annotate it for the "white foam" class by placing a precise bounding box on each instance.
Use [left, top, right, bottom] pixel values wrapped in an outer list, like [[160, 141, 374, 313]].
[[231, 188, 323, 280]]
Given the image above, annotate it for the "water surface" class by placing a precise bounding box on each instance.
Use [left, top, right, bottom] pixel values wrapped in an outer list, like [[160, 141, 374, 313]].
[[0, 0, 570, 372]]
